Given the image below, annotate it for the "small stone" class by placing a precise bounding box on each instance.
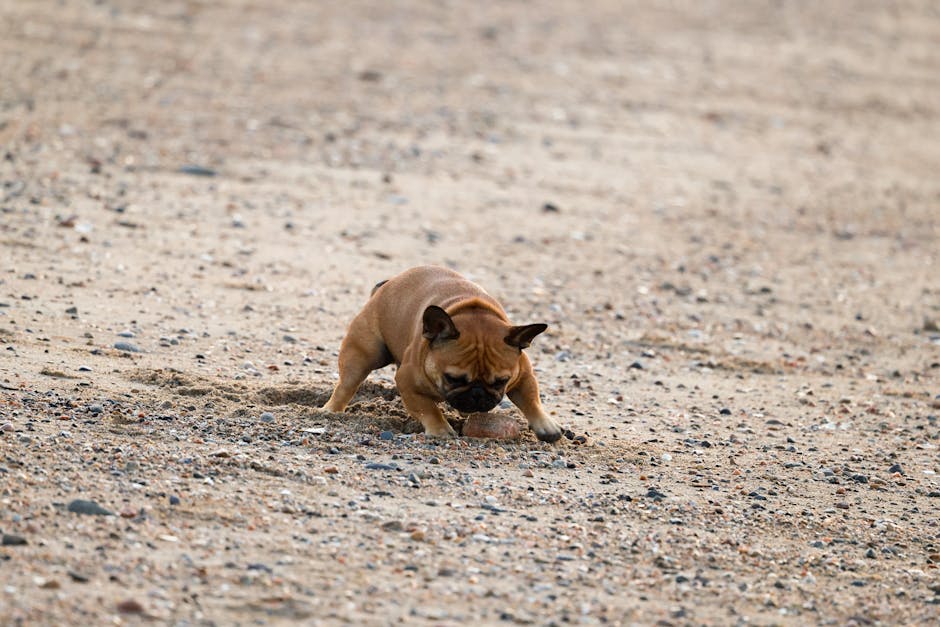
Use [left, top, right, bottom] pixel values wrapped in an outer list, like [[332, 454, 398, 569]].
[[719, 408, 732, 415], [1, 423, 13, 433], [178, 165, 216, 177], [888, 464, 903, 474], [113, 341, 141, 353], [65, 306, 78, 315], [462, 412, 521, 440], [116, 599, 145, 614], [542, 202, 560, 213], [67, 499, 113, 516], [2, 534, 27, 546], [629, 361, 644, 370], [67, 571, 90, 583], [169, 495, 180, 506], [246, 563, 272, 572], [259, 412, 275, 423], [379, 431, 394, 441], [865, 548, 877, 559], [117, 331, 135, 338], [428, 456, 440, 465], [382, 520, 404, 532]]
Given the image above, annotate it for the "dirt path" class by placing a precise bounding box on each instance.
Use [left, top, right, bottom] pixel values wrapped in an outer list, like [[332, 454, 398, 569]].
[[2, 1, 939, 624]]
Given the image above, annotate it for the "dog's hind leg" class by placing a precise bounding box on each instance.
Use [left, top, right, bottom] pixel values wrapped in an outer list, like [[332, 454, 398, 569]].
[[322, 317, 392, 413]]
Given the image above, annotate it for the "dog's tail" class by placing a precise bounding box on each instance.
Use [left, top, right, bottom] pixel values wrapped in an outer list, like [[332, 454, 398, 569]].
[[370, 279, 389, 296]]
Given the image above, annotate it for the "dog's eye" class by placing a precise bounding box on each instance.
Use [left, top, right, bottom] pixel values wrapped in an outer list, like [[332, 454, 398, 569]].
[[492, 377, 509, 388], [444, 373, 468, 386]]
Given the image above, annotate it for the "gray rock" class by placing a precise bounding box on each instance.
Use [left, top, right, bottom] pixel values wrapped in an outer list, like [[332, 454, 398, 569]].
[[67, 499, 113, 516], [2, 534, 27, 546], [178, 165, 216, 177]]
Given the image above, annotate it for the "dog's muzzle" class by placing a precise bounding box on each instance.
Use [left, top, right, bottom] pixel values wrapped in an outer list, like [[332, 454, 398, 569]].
[[446, 385, 501, 414]]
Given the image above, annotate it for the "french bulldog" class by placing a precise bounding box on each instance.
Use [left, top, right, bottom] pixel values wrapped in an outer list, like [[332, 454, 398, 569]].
[[322, 266, 562, 442]]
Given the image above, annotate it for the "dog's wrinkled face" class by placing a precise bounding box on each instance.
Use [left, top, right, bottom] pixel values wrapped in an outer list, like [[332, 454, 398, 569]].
[[421, 305, 546, 414], [440, 370, 509, 414]]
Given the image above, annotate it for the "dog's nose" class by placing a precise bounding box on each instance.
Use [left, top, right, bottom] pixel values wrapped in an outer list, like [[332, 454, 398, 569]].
[[470, 386, 487, 403]]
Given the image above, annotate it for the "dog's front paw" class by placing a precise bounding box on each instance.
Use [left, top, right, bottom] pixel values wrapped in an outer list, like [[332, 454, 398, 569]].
[[530, 416, 563, 443], [425, 423, 458, 439]]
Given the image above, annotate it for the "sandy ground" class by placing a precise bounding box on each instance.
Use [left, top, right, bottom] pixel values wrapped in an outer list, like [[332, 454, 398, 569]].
[[2, 0, 940, 624]]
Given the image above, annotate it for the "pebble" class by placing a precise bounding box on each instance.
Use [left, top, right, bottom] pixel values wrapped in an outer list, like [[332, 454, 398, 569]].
[[247, 563, 272, 573], [260, 412, 275, 423], [116, 599, 145, 614], [2, 534, 27, 546], [68, 570, 89, 583], [113, 341, 141, 353], [178, 165, 216, 177], [117, 330, 135, 338], [379, 431, 394, 441], [169, 495, 180, 506], [1, 423, 13, 433], [67, 499, 113, 516], [719, 408, 732, 415], [462, 413, 521, 439]]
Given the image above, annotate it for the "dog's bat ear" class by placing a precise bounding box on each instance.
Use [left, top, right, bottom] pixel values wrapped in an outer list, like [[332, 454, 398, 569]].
[[504, 323, 547, 349], [423, 306, 460, 342]]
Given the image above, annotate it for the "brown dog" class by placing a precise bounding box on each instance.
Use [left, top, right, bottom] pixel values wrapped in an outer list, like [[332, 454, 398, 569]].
[[322, 266, 562, 442]]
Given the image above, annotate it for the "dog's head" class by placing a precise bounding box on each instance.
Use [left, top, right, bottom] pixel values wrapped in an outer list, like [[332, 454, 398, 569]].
[[421, 305, 546, 414]]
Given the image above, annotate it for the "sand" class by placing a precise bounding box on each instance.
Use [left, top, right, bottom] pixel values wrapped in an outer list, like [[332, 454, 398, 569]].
[[2, 0, 939, 624]]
